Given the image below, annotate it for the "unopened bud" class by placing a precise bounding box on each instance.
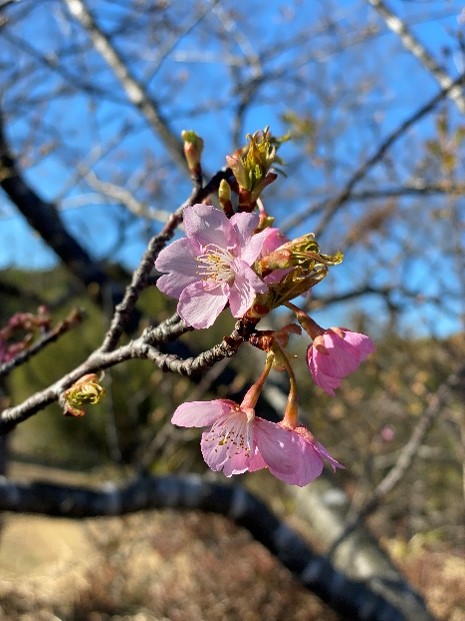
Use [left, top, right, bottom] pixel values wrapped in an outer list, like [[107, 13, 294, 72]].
[[259, 233, 343, 273], [181, 130, 204, 174], [218, 179, 234, 217], [226, 127, 286, 209]]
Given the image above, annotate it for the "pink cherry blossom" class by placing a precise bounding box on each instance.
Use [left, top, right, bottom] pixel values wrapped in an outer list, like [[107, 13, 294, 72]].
[[276, 424, 343, 486], [259, 227, 291, 285], [307, 327, 375, 396], [171, 399, 342, 485], [155, 204, 271, 329], [260, 227, 288, 256]]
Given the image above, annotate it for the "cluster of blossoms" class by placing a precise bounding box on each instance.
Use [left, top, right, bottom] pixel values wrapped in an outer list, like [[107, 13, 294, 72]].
[[155, 128, 374, 486]]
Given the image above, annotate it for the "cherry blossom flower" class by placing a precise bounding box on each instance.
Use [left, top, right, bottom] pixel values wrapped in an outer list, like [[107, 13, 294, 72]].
[[171, 398, 341, 485], [277, 423, 343, 485], [155, 204, 271, 329], [307, 327, 375, 396]]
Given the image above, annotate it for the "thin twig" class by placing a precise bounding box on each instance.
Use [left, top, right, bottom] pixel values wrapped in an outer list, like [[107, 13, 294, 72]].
[[282, 71, 465, 235], [0, 315, 254, 433], [368, 0, 465, 114], [0, 309, 84, 379], [63, 0, 187, 172], [327, 365, 465, 555]]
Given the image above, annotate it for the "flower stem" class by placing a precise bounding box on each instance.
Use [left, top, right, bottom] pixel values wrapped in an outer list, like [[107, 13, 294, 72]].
[[285, 301, 324, 340], [271, 341, 299, 428], [241, 352, 275, 410]]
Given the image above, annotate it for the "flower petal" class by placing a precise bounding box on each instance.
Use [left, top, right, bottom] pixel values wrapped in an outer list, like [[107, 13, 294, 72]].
[[183, 204, 230, 248], [155, 238, 201, 298], [263, 268, 291, 285], [254, 418, 304, 479], [260, 228, 289, 256], [315, 333, 365, 378], [240, 227, 277, 265], [200, 411, 254, 476], [314, 441, 344, 473], [246, 446, 267, 472], [288, 438, 325, 485], [256, 419, 335, 486], [171, 399, 235, 428], [307, 348, 339, 395], [229, 211, 259, 250], [178, 280, 229, 329], [339, 329, 375, 359], [229, 260, 267, 318]]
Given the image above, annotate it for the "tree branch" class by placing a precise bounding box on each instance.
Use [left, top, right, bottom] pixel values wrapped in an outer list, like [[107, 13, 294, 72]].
[[63, 0, 187, 173], [0, 311, 252, 433], [0, 111, 112, 303], [0, 473, 421, 621], [282, 71, 465, 235], [368, 0, 465, 114]]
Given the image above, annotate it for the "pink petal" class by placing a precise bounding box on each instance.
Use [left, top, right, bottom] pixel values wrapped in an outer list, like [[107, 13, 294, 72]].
[[307, 348, 339, 395], [155, 238, 201, 298], [200, 411, 254, 476], [290, 425, 344, 477], [282, 439, 325, 486], [183, 204, 229, 248], [171, 399, 235, 428], [177, 281, 229, 329], [316, 334, 363, 377], [263, 268, 291, 285], [229, 261, 268, 318], [260, 228, 288, 256], [246, 446, 267, 472], [314, 441, 344, 472], [239, 227, 276, 265], [254, 418, 304, 479], [229, 211, 259, 250], [340, 329, 375, 358]]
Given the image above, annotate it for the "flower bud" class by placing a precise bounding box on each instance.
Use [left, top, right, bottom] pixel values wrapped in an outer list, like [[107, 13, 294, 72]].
[[218, 179, 234, 217], [61, 373, 106, 417], [259, 233, 342, 272], [182, 130, 204, 176], [226, 127, 286, 209]]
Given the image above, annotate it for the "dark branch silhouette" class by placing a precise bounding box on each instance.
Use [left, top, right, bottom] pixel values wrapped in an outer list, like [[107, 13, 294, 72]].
[[0, 473, 430, 621]]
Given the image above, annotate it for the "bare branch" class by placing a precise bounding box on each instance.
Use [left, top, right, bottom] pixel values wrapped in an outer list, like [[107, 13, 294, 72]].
[[0, 473, 422, 621], [0, 111, 111, 302], [282, 71, 465, 235], [84, 170, 171, 223], [63, 0, 187, 173], [368, 0, 465, 114], [0, 309, 254, 433], [0, 308, 84, 379]]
